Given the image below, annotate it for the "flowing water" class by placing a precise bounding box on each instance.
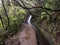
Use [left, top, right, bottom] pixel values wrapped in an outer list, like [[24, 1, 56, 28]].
[[27, 15, 32, 25]]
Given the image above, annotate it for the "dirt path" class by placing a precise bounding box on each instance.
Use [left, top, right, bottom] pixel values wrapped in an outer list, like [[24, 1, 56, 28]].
[[5, 23, 37, 45]]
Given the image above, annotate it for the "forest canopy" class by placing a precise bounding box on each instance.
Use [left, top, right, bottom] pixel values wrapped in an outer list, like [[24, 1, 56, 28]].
[[0, 0, 60, 45]]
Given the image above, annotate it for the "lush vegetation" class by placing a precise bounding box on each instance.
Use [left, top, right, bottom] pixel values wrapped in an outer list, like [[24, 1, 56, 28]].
[[0, 0, 60, 45]]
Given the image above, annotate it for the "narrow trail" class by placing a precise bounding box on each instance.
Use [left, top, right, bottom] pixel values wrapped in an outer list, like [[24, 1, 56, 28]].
[[5, 15, 50, 45], [18, 15, 37, 45], [5, 15, 37, 45]]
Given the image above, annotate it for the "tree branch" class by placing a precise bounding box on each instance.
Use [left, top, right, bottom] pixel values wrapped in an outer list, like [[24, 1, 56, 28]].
[[13, 0, 60, 12], [2, 0, 10, 30]]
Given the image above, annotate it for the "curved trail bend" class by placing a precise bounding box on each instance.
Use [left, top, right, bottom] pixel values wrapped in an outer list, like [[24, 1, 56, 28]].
[[5, 15, 50, 45]]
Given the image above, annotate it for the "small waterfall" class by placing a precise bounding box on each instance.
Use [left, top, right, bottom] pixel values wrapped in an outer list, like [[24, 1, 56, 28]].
[[27, 15, 32, 24]]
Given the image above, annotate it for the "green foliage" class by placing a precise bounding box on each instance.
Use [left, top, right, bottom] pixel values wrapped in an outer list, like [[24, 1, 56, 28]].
[[0, 0, 60, 45], [0, 1, 26, 44], [45, 0, 60, 10], [0, 20, 2, 28]]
